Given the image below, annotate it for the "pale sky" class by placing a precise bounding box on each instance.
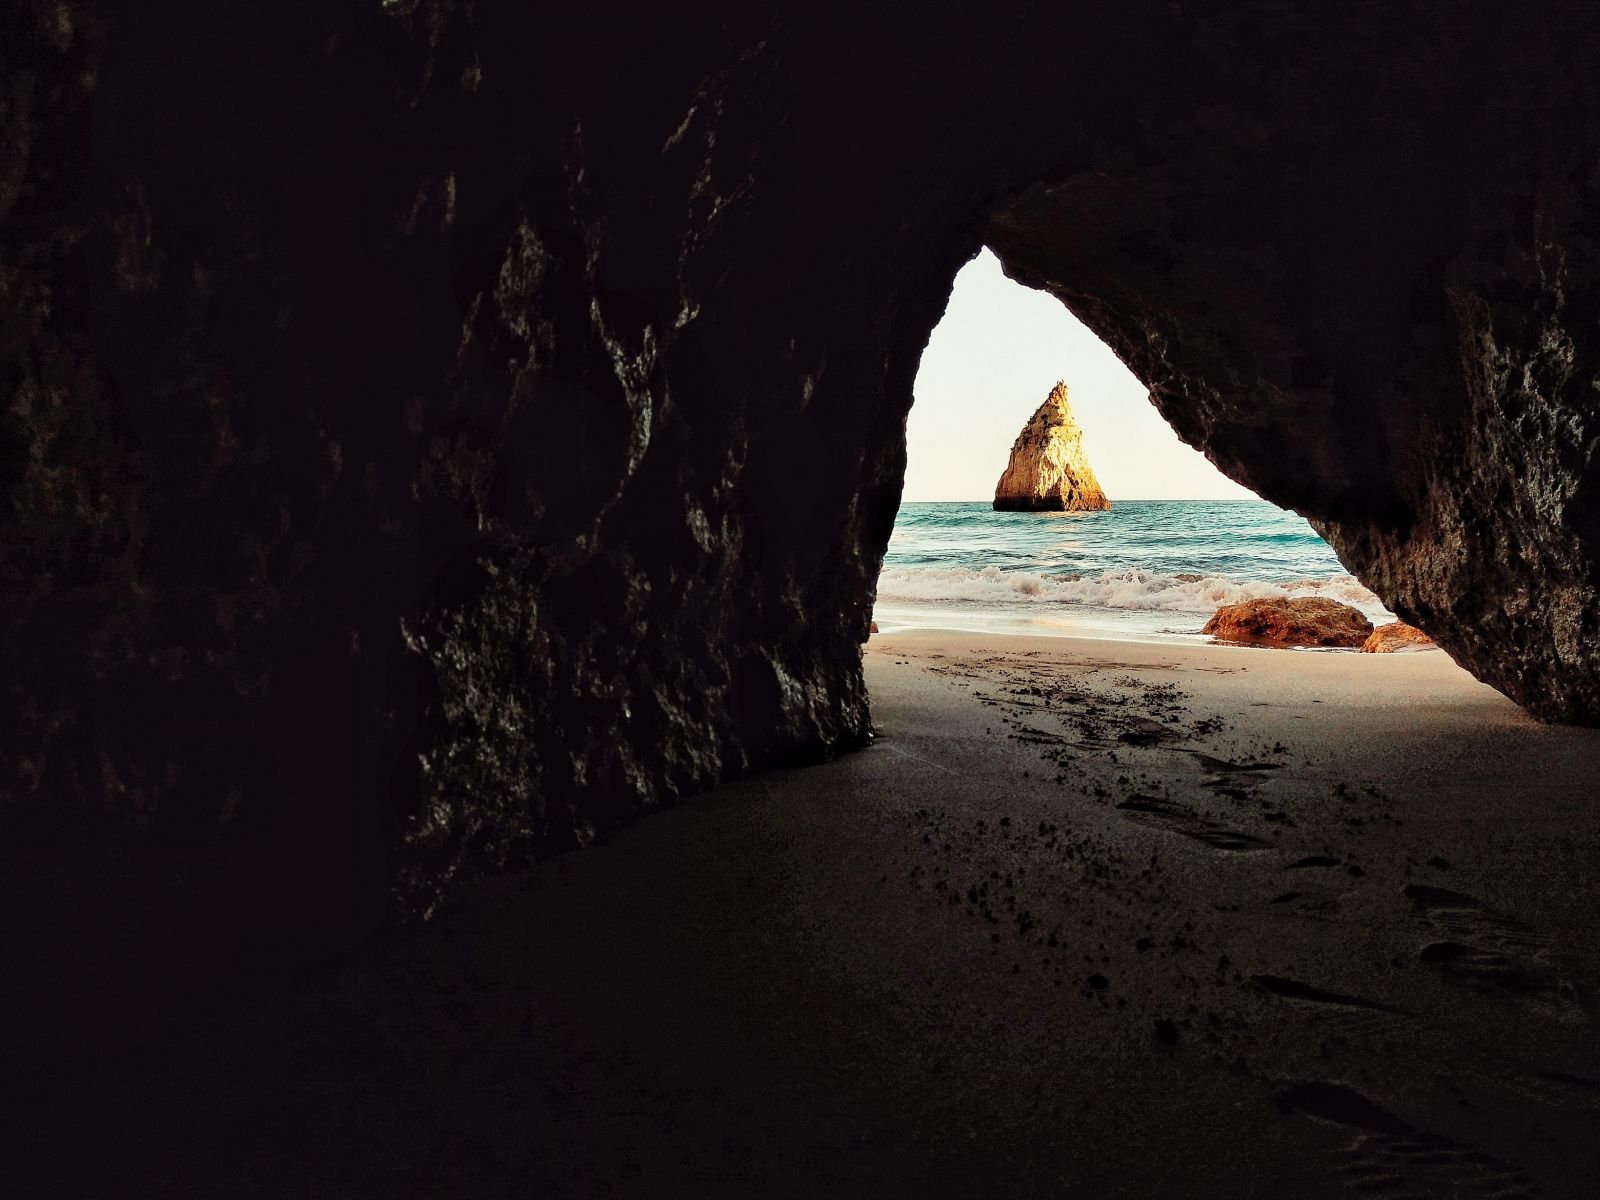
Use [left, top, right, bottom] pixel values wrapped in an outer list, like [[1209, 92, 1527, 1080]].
[[903, 249, 1258, 502]]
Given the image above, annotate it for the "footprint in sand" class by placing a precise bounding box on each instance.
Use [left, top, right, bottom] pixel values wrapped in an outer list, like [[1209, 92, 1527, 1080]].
[[1114, 796, 1271, 851], [1278, 1080, 1539, 1200], [1249, 972, 1422, 1054], [1251, 974, 1415, 1017], [1251, 967, 1600, 1144], [1115, 715, 1186, 747], [1404, 884, 1587, 1016], [1184, 751, 1284, 774]]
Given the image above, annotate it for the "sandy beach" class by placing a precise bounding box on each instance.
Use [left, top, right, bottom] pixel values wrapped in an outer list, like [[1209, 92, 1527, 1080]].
[[23, 630, 1600, 1197]]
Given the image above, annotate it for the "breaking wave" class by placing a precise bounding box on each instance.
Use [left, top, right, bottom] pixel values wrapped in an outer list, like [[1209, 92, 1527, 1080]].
[[876, 565, 1388, 617]]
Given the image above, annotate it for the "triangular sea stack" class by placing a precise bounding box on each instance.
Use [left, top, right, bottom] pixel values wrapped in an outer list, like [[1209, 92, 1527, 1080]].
[[993, 382, 1111, 511]]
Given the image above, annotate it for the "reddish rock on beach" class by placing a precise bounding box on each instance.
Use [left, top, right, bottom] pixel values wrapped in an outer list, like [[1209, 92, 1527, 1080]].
[[1361, 621, 1435, 653], [1202, 597, 1374, 648]]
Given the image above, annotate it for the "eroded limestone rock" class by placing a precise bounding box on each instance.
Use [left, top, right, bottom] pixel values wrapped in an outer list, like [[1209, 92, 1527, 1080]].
[[1362, 622, 1436, 654], [1203, 598, 1374, 649], [993, 383, 1111, 512]]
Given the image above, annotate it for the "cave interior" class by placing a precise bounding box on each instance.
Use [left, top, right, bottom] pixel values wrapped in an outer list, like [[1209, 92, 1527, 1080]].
[[4, 1, 1600, 1194]]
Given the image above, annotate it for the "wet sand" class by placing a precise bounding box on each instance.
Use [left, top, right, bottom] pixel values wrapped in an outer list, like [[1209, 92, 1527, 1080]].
[[20, 630, 1600, 1196]]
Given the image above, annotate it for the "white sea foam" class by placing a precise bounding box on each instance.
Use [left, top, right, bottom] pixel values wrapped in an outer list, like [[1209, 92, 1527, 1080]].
[[875, 566, 1388, 616]]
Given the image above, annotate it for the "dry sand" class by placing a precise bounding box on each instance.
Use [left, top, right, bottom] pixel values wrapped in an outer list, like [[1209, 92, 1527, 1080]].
[[20, 630, 1600, 1197]]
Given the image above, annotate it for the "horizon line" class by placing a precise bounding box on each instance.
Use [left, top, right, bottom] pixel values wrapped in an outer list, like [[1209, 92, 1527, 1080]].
[[897, 497, 1269, 504]]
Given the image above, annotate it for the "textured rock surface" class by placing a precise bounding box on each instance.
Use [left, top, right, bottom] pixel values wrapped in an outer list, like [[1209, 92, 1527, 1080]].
[[980, 5, 1600, 722], [993, 382, 1111, 512], [5, 0, 1600, 1043], [1362, 622, 1437, 654], [1203, 599, 1375, 649]]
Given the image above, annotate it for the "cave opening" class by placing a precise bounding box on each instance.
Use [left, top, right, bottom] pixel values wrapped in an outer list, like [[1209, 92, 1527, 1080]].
[[876, 247, 1395, 646]]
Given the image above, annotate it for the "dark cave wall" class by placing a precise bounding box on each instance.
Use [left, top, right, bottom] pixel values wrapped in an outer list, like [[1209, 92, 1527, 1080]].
[[3, 0, 1599, 1044]]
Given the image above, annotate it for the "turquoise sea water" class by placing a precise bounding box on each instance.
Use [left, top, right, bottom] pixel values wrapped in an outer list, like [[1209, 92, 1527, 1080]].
[[873, 500, 1394, 644]]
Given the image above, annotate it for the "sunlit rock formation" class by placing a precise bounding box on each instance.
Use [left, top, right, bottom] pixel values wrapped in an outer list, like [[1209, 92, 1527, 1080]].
[[993, 383, 1111, 512], [1203, 599, 1374, 648], [1362, 622, 1436, 653]]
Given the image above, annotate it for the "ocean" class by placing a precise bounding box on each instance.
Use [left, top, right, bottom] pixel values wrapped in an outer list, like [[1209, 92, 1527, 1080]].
[[873, 500, 1394, 644]]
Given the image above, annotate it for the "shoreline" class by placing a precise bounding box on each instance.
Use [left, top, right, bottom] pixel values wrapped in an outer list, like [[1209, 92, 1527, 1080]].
[[871, 618, 1450, 661], [878, 500, 1398, 646]]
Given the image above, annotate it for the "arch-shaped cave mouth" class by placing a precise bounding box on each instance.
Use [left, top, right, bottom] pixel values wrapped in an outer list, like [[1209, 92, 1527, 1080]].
[[857, 239, 1514, 948], [881, 246, 1391, 648], [965, 168, 1600, 730]]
